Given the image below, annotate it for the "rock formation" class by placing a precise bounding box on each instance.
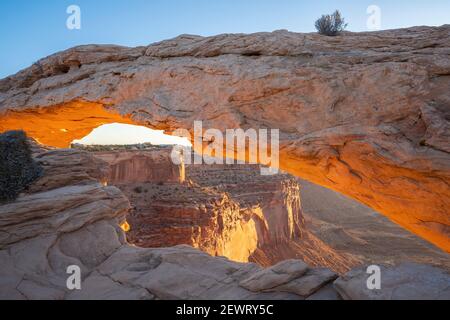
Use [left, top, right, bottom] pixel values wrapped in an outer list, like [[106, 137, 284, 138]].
[[0, 26, 449, 251], [334, 263, 450, 300], [300, 179, 450, 268], [186, 164, 357, 272], [1, 147, 448, 300], [94, 148, 185, 184], [116, 151, 447, 272], [109, 154, 354, 273]]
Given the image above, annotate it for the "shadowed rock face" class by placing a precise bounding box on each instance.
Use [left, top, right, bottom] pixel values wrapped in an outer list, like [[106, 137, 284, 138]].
[[0, 26, 449, 251], [185, 164, 357, 272]]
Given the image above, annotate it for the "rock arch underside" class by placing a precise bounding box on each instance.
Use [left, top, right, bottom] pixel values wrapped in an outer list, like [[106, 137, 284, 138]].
[[0, 26, 449, 253]]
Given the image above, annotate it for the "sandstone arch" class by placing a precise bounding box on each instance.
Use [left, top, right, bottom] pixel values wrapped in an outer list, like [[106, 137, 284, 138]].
[[1, 26, 449, 252]]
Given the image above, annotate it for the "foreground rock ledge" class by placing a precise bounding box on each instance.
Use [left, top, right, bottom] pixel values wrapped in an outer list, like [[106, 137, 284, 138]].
[[0, 26, 449, 252], [0, 148, 449, 300]]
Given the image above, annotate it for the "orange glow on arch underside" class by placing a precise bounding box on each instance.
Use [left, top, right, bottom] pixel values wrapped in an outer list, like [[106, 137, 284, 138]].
[[0, 101, 135, 148]]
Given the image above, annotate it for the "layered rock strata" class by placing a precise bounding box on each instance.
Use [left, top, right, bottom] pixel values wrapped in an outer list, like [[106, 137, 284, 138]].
[[103, 151, 354, 273], [94, 148, 185, 184], [1, 148, 449, 300]]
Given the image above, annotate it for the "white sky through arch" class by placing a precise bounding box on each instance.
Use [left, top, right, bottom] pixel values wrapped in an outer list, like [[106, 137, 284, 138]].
[[72, 123, 191, 146]]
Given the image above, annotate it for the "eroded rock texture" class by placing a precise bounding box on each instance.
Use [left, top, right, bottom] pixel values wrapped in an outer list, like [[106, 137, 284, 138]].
[[334, 263, 450, 300], [0, 147, 347, 299], [0, 147, 449, 300], [95, 148, 448, 273], [113, 154, 354, 273], [186, 164, 356, 272], [0, 26, 449, 251], [94, 148, 185, 184]]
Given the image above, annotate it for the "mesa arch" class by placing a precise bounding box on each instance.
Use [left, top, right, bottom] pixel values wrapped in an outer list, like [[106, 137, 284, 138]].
[[0, 26, 449, 252]]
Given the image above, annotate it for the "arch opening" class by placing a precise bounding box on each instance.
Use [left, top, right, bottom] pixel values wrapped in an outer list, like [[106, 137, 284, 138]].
[[71, 123, 191, 147], [0, 101, 449, 254]]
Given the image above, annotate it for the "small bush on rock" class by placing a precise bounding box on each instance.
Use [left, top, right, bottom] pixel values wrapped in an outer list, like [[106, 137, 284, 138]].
[[315, 10, 347, 36], [0, 130, 43, 203]]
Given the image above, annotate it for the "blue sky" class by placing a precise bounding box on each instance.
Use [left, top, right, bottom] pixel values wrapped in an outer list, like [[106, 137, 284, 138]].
[[0, 0, 449, 79]]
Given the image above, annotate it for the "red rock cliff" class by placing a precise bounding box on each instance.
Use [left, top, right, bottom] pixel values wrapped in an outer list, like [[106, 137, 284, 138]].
[[94, 148, 185, 184], [101, 152, 353, 272]]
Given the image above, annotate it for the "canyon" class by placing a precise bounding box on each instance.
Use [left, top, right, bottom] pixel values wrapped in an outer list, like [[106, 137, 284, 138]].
[[94, 147, 355, 273], [0, 26, 449, 252], [0, 145, 448, 300], [92, 147, 448, 272]]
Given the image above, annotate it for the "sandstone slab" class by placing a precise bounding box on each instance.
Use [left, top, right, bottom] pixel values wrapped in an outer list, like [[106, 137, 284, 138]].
[[239, 260, 309, 291], [334, 263, 450, 300], [271, 268, 338, 297]]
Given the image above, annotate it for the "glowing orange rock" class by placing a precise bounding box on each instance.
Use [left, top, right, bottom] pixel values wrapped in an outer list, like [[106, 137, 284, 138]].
[[120, 221, 131, 232], [0, 101, 134, 148]]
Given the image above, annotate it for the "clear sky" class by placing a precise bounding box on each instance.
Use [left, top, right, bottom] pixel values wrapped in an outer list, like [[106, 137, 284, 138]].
[[1, 0, 449, 79]]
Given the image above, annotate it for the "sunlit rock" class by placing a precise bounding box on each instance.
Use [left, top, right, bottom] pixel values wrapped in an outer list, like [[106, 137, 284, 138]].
[[1, 26, 449, 251]]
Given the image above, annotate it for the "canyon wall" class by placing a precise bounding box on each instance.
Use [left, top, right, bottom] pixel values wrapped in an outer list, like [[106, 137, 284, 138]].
[[1, 147, 448, 300], [186, 164, 357, 271], [94, 148, 185, 184], [299, 179, 450, 270], [107, 151, 352, 271], [124, 181, 262, 264], [92, 146, 353, 272], [0, 26, 449, 251], [186, 164, 304, 245]]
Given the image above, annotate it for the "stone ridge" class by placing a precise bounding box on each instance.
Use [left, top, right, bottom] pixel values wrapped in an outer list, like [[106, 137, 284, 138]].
[[1, 25, 450, 91], [94, 149, 185, 184], [2, 26, 450, 105]]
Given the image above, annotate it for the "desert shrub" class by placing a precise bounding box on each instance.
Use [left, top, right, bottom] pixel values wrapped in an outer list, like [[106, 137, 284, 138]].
[[315, 10, 347, 36], [0, 130, 43, 203]]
